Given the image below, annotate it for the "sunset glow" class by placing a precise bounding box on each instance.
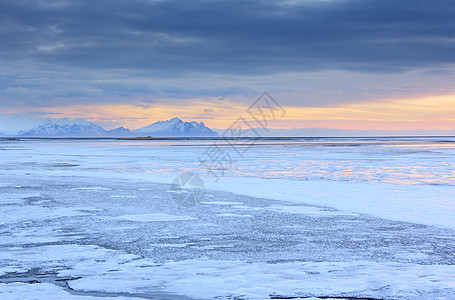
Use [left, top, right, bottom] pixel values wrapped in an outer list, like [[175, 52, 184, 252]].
[[3, 93, 454, 131]]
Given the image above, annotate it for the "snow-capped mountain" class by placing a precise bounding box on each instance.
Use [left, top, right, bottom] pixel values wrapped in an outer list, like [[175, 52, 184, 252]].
[[134, 117, 219, 137], [0, 117, 82, 136], [19, 119, 108, 137], [0, 117, 218, 137]]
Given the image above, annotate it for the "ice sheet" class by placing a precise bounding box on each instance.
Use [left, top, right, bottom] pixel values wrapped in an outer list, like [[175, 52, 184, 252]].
[[1, 138, 455, 299], [2, 138, 453, 228], [66, 257, 455, 299]]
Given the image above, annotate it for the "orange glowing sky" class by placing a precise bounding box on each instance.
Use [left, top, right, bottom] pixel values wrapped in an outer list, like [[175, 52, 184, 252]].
[[3, 93, 455, 131]]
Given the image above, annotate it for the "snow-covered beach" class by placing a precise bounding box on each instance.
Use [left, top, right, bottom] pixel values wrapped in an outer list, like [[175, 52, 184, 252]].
[[1, 138, 454, 299]]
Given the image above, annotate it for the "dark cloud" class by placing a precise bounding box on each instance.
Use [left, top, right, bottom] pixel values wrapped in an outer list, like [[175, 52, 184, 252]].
[[1, 0, 454, 75], [0, 0, 455, 110]]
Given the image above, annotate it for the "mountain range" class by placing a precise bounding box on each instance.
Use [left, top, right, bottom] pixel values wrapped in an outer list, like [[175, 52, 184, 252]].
[[1, 117, 453, 137], [0, 117, 219, 137]]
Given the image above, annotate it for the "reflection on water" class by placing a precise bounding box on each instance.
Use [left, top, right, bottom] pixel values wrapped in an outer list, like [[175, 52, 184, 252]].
[[2, 137, 455, 186], [203, 137, 455, 186]]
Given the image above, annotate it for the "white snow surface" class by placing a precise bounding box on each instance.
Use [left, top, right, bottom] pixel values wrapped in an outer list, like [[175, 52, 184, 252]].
[[67, 258, 455, 299]]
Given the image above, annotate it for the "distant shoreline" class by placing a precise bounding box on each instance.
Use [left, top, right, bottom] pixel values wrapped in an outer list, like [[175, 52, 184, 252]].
[[118, 136, 178, 140]]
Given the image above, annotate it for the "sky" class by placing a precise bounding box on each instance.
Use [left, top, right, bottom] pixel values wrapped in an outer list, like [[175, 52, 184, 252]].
[[0, 0, 455, 132]]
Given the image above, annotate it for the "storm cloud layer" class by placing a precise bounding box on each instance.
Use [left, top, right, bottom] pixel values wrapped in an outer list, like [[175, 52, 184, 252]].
[[0, 0, 454, 109], [1, 0, 455, 74]]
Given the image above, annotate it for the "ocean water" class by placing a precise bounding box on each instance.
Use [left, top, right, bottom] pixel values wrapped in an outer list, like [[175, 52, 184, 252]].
[[1, 137, 455, 299]]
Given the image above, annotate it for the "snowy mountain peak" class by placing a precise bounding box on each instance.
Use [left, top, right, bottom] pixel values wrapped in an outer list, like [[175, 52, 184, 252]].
[[18, 119, 107, 137], [168, 117, 183, 123], [134, 118, 218, 137]]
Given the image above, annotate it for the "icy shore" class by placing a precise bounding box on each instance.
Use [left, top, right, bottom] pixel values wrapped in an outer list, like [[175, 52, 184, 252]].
[[1, 176, 454, 299], [1, 138, 454, 299]]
